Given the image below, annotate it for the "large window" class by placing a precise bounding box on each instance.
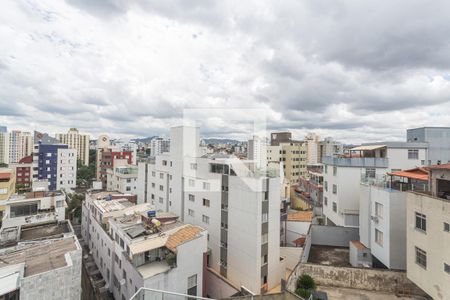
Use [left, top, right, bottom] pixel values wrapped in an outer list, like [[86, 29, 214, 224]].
[[444, 222, 449, 232], [203, 198, 210, 207], [332, 202, 337, 212], [408, 149, 419, 160], [187, 274, 197, 296], [365, 168, 376, 179], [332, 184, 337, 194], [202, 215, 210, 224], [333, 166, 337, 176], [188, 194, 195, 202], [415, 212, 427, 232], [415, 247, 427, 269], [10, 203, 38, 217], [375, 202, 383, 219], [375, 229, 383, 247], [445, 263, 450, 275]]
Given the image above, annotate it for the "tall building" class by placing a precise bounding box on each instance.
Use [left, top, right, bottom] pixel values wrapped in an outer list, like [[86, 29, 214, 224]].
[[323, 142, 428, 227], [267, 141, 307, 184], [248, 135, 267, 168], [81, 191, 207, 300], [9, 155, 33, 193], [407, 127, 450, 165], [0, 126, 6, 133], [33, 143, 77, 191], [0, 131, 8, 164], [150, 137, 170, 156], [138, 126, 282, 296], [106, 160, 139, 194], [0, 168, 16, 221], [406, 164, 450, 299], [318, 137, 344, 163], [7, 130, 22, 164], [305, 133, 320, 164], [19, 132, 33, 160], [270, 132, 292, 146], [55, 128, 90, 166]]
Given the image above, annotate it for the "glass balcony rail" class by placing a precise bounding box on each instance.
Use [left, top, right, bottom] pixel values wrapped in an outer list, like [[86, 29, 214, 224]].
[[130, 288, 213, 300]]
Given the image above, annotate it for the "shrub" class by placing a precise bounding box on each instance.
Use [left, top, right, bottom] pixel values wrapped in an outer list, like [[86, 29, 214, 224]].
[[297, 274, 316, 290], [295, 288, 311, 299]]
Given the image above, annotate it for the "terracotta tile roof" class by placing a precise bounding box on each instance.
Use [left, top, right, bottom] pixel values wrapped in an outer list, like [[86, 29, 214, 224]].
[[18, 155, 33, 164], [165, 225, 204, 252], [292, 237, 306, 246], [0, 172, 12, 180], [351, 240, 367, 250], [287, 211, 313, 222], [429, 163, 450, 170], [388, 167, 429, 181]]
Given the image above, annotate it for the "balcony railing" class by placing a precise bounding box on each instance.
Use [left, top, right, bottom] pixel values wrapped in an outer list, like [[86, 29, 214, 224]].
[[322, 156, 388, 168], [130, 288, 212, 300]]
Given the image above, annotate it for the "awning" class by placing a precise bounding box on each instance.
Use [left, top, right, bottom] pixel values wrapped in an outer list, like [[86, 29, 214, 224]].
[[129, 236, 168, 255], [351, 145, 386, 151]]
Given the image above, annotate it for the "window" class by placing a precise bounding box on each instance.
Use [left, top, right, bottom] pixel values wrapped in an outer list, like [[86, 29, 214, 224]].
[[10, 203, 38, 217], [151, 183, 155, 188], [160, 173, 164, 179], [187, 274, 197, 296], [332, 184, 337, 194], [332, 202, 337, 212], [159, 197, 163, 203], [202, 215, 210, 224], [203, 198, 210, 207], [189, 194, 195, 202], [375, 229, 383, 247], [415, 247, 427, 269], [0, 188, 7, 195], [333, 166, 337, 176], [262, 233, 268, 244], [152, 171, 155, 177], [159, 185, 164, 191], [188, 209, 195, 217], [203, 182, 210, 190], [324, 197, 328, 206], [189, 179, 195, 187], [324, 165, 328, 174], [445, 263, 450, 274], [162, 160, 167, 166], [408, 149, 419, 160], [444, 222, 450, 232], [365, 168, 376, 179], [324, 181, 328, 192], [190, 163, 197, 170], [415, 212, 427, 232], [262, 254, 268, 265], [375, 202, 383, 219], [262, 212, 268, 223]]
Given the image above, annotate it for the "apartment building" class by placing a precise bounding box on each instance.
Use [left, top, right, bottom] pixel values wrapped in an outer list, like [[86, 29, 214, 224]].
[[138, 126, 283, 296], [0, 190, 66, 229], [55, 128, 90, 166], [270, 132, 292, 146], [81, 191, 207, 300], [33, 143, 77, 191], [359, 168, 428, 270], [150, 137, 170, 156], [407, 127, 450, 165], [267, 141, 307, 184], [0, 168, 15, 221], [248, 135, 267, 168], [107, 162, 139, 194], [0, 130, 7, 164], [297, 164, 323, 208], [305, 133, 320, 164], [323, 142, 427, 227], [406, 164, 450, 300], [97, 135, 134, 189], [9, 155, 33, 193], [0, 220, 82, 300], [318, 137, 344, 163]]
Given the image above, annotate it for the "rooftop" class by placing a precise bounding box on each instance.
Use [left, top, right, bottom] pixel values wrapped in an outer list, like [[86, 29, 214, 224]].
[[388, 167, 429, 181], [350, 240, 367, 251], [308, 245, 351, 267], [8, 190, 64, 201], [20, 221, 71, 241], [429, 163, 450, 170], [0, 237, 78, 277]]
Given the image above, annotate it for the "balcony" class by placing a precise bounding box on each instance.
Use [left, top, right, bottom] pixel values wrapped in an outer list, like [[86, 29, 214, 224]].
[[323, 156, 388, 168], [130, 288, 211, 300]]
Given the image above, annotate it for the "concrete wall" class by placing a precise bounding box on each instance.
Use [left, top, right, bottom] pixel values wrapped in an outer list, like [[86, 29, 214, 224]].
[[204, 268, 240, 299], [280, 247, 302, 271], [309, 225, 359, 247], [287, 263, 427, 296], [285, 221, 310, 247]]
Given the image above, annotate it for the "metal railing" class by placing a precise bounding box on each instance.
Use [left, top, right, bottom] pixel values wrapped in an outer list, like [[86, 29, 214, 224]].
[[130, 288, 213, 300], [323, 156, 388, 168]]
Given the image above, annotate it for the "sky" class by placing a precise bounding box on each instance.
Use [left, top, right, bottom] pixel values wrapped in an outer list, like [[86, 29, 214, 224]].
[[1, 0, 450, 143]]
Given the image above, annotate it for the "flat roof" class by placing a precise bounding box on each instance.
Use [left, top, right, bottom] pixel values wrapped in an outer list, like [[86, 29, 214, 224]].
[[137, 260, 171, 278], [287, 211, 313, 222], [20, 221, 71, 241], [0, 237, 77, 277]]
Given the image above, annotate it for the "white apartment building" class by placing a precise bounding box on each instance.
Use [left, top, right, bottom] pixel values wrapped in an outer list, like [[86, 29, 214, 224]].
[[305, 133, 320, 164], [406, 164, 450, 300], [359, 168, 428, 270], [318, 137, 343, 163], [150, 137, 170, 157], [248, 135, 267, 168], [0, 221, 82, 300], [56, 148, 77, 191], [138, 126, 283, 295], [81, 191, 207, 300], [323, 142, 427, 227], [0, 131, 7, 164], [112, 139, 138, 165], [107, 162, 139, 194], [56, 128, 90, 166], [0, 190, 66, 229]]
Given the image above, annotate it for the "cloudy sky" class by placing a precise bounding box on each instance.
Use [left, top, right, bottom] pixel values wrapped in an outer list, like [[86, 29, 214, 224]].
[[1, 0, 450, 143]]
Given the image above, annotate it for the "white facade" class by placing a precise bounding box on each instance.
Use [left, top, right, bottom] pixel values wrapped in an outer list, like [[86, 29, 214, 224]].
[[0, 131, 8, 164], [323, 143, 427, 227], [150, 138, 170, 157], [81, 192, 207, 300], [107, 163, 139, 194], [248, 136, 267, 168], [112, 139, 138, 165], [359, 183, 407, 270], [56, 148, 77, 191], [55, 128, 90, 166], [305, 133, 320, 164], [138, 126, 283, 295], [1, 191, 66, 229]]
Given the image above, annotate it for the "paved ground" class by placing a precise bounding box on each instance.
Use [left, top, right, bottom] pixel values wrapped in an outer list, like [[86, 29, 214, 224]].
[[317, 286, 427, 300]]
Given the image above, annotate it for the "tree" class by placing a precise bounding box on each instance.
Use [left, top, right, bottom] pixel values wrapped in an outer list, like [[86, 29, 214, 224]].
[[0, 163, 8, 168]]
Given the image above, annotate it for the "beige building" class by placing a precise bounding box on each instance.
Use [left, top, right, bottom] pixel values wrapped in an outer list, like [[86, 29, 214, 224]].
[[0, 168, 16, 221], [406, 164, 450, 300], [267, 141, 307, 184], [55, 128, 90, 166]]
